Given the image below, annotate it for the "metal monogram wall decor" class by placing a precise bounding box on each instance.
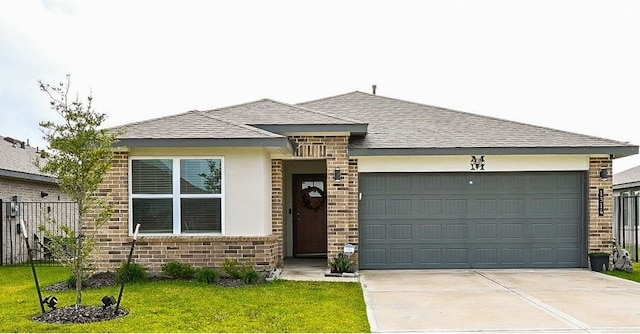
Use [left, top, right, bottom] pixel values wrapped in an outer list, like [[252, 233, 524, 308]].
[[470, 155, 485, 171]]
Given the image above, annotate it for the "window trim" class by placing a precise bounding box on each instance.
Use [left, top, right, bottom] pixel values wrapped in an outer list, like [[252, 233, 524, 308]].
[[129, 156, 225, 236]]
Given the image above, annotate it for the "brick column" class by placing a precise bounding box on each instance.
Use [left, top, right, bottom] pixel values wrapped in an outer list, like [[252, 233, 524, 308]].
[[588, 156, 613, 253], [271, 159, 284, 267], [346, 158, 359, 267], [325, 137, 360, 267], [93, 148, 130, 272]]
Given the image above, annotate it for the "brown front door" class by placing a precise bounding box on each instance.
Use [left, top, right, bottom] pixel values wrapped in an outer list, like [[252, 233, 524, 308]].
[[293, 174, 327, 256]]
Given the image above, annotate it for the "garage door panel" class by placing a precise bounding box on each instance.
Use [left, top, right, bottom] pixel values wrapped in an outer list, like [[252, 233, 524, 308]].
[[389, 248, 412, 264], [499, 198, 526, 214], [558, 198, 581, 213], [476, 223, 499, 239], [360, 172, 586, 269], [388, 199, 412, 214], [419, 223, 443, 239], [418, 199, 443, 214], [388, 224, 412, 240], [363, 223, 387, 240]]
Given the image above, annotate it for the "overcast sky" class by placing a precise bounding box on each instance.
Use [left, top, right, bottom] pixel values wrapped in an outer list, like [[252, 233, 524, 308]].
[[1, 0, 639, 172]]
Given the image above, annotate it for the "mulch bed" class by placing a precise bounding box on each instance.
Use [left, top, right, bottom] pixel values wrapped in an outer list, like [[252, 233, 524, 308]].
[[35, 271, 264, 324], [32, 305, 127, 324]]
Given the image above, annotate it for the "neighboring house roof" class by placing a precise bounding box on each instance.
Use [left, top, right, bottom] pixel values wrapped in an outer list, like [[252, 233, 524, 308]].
[[0, 136, 56, 183], [299, 91, 637, 156], [614, 165, 640, 191], [112, 91, 638, 158]]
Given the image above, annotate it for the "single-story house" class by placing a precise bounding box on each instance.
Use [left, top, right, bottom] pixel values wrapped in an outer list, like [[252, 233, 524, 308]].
[[614, 165, 640, 195], [0, 135, 71, 265], [94, 91, 638, 272]]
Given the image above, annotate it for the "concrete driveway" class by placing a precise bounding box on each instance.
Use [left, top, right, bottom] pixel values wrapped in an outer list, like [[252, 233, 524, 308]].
[[360, 269, 640, 333]]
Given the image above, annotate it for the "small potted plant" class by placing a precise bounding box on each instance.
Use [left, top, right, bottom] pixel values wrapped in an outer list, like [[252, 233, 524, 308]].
[[588, 252, 610, 272]]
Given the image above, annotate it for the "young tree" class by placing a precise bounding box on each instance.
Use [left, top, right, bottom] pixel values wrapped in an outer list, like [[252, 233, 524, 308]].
[[37, 74, 117, 306]]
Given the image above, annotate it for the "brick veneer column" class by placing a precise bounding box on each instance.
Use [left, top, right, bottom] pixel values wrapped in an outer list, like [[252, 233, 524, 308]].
[[289, 136, 360, 269], [588, 156, 613, 254], [324, 137, 360, 268], [271, 159, 284, 267], [346, 158, 359, 267], [93, 148, 130, 272]]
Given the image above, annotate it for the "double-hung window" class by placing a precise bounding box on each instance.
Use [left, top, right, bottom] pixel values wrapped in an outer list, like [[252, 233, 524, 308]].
[[130, 157, 224, 235]]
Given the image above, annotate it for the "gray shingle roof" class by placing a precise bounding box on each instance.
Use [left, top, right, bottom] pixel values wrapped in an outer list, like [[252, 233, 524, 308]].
[[113, 110, 283, 140], [0, 136, 56, 183], [112, 91, 637, 157], [299, 91, 637, 156], [614, 165, 640, 189], [201, 99, 363, 125]]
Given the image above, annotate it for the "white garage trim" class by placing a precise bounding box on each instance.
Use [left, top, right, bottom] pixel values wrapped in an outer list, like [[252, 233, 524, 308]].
[[357, 155, 590, 173]]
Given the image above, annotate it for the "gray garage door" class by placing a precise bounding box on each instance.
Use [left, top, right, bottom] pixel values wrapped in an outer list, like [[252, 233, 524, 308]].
[[359, 172, 586, 269]]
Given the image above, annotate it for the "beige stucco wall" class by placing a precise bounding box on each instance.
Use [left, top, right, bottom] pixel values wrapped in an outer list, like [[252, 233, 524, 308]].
[[130, 147, 272, 236], [357, 154, 590, 173]]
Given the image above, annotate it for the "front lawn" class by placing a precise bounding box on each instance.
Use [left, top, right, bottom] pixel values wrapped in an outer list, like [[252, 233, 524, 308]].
[[0, 266, 370, 332], [606, 262, 640, 283]]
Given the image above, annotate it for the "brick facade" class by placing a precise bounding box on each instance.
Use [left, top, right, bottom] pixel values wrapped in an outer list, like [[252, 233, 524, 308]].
[[93, 149, 280, 272], [588, 156, 614, 254], [0, 177, 66, 203], [93, 144, 612, 272], [288, 136, 360, 268]]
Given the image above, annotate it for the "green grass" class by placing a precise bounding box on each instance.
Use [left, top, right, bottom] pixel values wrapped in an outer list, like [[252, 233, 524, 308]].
[[606, 262, 640, 282], [0, 266, 370, 332]]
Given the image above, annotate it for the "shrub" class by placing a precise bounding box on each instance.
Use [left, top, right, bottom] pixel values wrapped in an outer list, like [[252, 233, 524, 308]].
[[66, 274, 88, 289], [329, 253, 354, 273], [196, 268, 220, 284], [162, 261, 196, 279], [240, 267, 261, 284], [223, 258, 262, 284], [222, 259, 242, 279], [116, 262, 148, 284]]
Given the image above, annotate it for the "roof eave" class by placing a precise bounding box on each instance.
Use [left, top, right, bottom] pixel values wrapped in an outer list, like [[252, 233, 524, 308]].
[[350, 146, 639, 157], [251, 123, 368, 136], [614, 181, 640, 191], [0, 169, 58, 184], [115, 137, 294, 152]]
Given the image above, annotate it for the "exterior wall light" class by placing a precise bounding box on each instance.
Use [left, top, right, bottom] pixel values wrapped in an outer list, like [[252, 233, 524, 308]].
[[599, 168, 609, 180], [334, 168, 341, 181]]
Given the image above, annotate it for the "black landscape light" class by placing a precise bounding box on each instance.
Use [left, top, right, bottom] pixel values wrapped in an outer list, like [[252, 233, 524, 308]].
[[20, 219, 46, 314], [42, 296, 58, 310], [115, 223, 141, 315], [102, 295, 116, 309]]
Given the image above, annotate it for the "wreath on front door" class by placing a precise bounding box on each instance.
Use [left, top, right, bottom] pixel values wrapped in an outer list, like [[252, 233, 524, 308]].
[[300, 186, 326, 212]]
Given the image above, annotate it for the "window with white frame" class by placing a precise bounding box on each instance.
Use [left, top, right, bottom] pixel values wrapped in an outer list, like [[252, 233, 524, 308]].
[[130, 157, 223, 234]]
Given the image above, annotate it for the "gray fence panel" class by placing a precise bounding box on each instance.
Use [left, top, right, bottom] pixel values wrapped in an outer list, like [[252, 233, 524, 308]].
[[614, 194, 639, 262], [1, 201, 78, 266]]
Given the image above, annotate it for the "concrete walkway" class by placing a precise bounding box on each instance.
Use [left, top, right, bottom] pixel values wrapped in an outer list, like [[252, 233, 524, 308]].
[[360, 269, 640, 333], [279, 258, 359, 282]]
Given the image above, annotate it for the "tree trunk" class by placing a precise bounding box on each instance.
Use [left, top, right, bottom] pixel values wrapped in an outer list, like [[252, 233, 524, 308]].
[[75, 235, 83, 305]]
